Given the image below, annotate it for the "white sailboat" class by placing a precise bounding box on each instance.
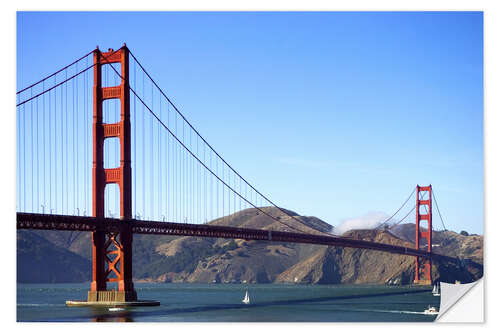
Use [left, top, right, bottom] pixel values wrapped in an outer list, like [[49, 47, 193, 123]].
[[242, 290, 250, 304], [433, 283, 441, 296]]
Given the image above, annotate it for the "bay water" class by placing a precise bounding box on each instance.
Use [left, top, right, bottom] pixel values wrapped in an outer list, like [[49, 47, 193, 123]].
[[17, 283, 439, 322]]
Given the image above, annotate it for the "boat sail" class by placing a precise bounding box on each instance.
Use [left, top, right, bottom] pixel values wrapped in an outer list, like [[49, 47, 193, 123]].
[[242, 291, 250, 304], [433, 283, 441, 296]]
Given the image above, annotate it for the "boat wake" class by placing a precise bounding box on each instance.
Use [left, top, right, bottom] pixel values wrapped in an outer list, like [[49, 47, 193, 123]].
[[348, 308, 437, 316]]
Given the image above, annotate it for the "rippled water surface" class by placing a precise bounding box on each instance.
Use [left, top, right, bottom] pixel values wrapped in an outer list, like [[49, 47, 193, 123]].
[[17, 283, 439, 322]]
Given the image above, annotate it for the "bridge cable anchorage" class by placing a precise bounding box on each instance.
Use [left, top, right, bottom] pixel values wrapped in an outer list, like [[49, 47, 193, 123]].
[[100, 51, 313, 235], [432, 190, 447, 231], [375, 186, 416, 230], [16, 49, 96, 95], [126, 50, 323, 235]]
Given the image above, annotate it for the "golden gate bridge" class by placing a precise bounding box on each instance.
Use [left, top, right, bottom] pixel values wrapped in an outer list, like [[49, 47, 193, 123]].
[[16, 44, 462, 306]]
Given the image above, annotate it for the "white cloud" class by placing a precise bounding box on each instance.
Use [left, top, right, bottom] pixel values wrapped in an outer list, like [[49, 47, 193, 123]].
[[334, 211, 390, 235]]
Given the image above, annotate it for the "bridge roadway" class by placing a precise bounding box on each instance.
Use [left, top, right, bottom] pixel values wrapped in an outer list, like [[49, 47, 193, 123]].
[[17, 212, 454, 262]]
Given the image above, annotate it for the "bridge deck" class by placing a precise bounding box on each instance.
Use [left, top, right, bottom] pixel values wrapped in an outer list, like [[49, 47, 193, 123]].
[[17, 212, 453, 261]]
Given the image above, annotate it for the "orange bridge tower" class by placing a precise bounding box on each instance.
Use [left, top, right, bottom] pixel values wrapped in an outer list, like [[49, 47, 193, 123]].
[[88, 45, 136, 302], [414, 185, 433, 285]]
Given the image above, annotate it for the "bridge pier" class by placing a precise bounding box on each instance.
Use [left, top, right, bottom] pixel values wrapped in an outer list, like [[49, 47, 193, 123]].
[[87, 290, 137, 303], [66, 44, 158, 307]]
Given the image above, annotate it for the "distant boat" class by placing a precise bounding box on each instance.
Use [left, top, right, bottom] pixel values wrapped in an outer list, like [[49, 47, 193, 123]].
[[432, 283, 441, 296], [424, 305, 439, 315], [242, 290, 250, 304], [108, 307, 125, 312]]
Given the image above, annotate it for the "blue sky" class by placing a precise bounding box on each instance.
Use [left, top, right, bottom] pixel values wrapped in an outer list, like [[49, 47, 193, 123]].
[[16, 12, 483, 234]]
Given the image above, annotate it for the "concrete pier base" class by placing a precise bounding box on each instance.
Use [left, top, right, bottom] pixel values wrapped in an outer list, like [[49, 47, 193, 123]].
[[87, 290, 138, 302], [66, 299, 160, 307], [66, 290, 160, 307], [413, 279, 432, 286]]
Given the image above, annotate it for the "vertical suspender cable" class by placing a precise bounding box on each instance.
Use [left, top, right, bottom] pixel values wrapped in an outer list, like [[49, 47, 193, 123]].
[[197, 135, 200, 223], [73, 66, 76, 214], [16, 95, 19, 209], [222, 163, 224, 223], [30, 88, 34, 212], [432, 191, 447, 231], [210, 149, 213, 221], [84, 56, 88, 214], [54, 77, 57, 213], [23, 104, 26, 211], [133, 59, 137, 218], [158, 88, 162, 220], [190, 127, 193, 222], [234, 172, 236, 215], [76, 62, 79, 214], [36, 89, 39, 212], [48, 78, 52, 212], [150, 79, 154, 219], [42, 82, 46, 211], [174, 108, 177, 222], [142, 69, 145, 219], [52, 75, 55, 212], [182, 122, 184, 222], [204, 144, 207, 222], [65, 69, 69, 214], [61, 74, 64, 213], [104, 67, 107, 215], [167, 106, 170, 221], [16, 102, 19, 211], [216, 157, 219, 220]]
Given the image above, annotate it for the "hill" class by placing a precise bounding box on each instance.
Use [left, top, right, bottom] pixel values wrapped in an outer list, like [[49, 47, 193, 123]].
[[16, 208, 483, 285], [390, 223, 483, 265], [17, 230, 90, 283]]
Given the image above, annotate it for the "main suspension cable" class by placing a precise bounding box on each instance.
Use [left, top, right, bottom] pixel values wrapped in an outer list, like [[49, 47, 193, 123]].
[[375, 187, 416, 229], [432, 190, 447, 231], [17, 49, 96, 95], [101, 50, 313, 234], [17, 63, 95, 108], [127, 49, 314, 230], [17, 48, 122, 108], [388, 204, 416, 229]]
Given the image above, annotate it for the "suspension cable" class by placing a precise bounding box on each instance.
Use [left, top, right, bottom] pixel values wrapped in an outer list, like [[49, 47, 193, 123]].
[[128, 49, 313, 229], [432, 190, 447, 231], [375, 187, 416, 229], [17, 49, 96, 95], [17, 48, 123, 108], [101, 51, 312, 234], [388, 204, 416, 229], [418, 190, 440, 232], [17, 63, 96, 108], [106, 50, 426, 241], [135, 85, 307, 233]]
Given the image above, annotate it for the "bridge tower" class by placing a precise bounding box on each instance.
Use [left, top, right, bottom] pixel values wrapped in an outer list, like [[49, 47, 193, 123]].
[[88, 45, 137, 302], [414, 185, 432, 285]]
